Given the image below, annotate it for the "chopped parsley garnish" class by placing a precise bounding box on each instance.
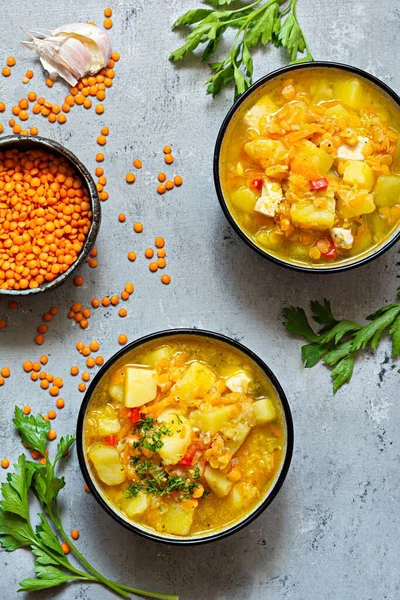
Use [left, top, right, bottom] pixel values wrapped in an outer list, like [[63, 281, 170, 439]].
[[125, 483, 142, 497], [131, 459, 199, 497]]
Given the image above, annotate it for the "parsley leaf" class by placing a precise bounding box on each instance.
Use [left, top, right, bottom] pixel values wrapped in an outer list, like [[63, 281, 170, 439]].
[[13, 408, 50, 456], [170, 0, 313, 100], [283, 297, 400, 393]]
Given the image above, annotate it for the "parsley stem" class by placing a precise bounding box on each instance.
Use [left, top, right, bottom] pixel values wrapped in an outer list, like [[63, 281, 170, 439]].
[[290, 0, 314, 60], [50, 505, 131, 598]]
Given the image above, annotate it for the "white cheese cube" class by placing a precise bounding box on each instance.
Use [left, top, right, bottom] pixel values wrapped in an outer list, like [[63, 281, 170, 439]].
[[254, 179, 283, 217], [337, 136, 369, 161], [330, 227, 354, 250], [225, 371, 251, 394]]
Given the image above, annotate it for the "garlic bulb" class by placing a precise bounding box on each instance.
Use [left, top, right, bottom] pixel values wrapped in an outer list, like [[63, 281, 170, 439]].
[[21, 23, 112, 86]]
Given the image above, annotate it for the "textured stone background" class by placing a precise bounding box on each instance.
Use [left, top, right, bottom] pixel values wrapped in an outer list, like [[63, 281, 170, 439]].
[[0, 0, 399, 599]]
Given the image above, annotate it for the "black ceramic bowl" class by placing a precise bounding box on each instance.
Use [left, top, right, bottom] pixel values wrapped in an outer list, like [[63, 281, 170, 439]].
[[77, 329, 294, 545], [0, 135, 100, 295], [214, 61, 400, 273]]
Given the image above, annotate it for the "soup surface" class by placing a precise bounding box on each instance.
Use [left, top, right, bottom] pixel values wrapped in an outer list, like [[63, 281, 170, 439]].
[[220, 68, 400, 267], [84, 335, 286, 538]]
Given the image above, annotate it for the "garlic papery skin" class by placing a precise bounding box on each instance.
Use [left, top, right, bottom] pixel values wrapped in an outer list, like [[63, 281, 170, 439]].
[[21, 23, 111, 85], [51, 23, 111, 72]]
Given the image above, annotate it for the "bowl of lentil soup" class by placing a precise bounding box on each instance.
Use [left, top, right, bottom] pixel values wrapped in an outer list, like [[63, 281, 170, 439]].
[[214, 62, 400, 272], [77, 329, 293, 544], [0, 135, 100, 294]]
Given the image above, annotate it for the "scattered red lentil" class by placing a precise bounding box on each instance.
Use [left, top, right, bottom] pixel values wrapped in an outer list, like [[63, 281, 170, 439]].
[[133, 222, 143, 233], [78, 382, 86, 392], [84, 484, 90, 493], [2, 67, 11, 77], [23, 361, 33, 372], [1, 367, 10, 378], [119, 308, 127, 318], [157, 258, 166, 269], [23, 406, 31, 415], [74, 276, 84, 287], [104, 18, 113, 29], [144, 248, 154, 259], [0, 376, 4, 386], [133, 159, 142, 169], [71, 529, 80, 540], [165, 180, 174, 190], [86, 357, 95, 368], [48, 410, 56, 420], [157, 184, 166, 195], [91, 298, 100, 308], [47, 429, 57, 440], [70, 366, 79, 376], [118, 334, 128, 345], [149, 262, 158, 272], [161, 274, 172, 285], [158, 172, 166, 183], [56, 398, 65, 409], [118, 213, 126, 223], [174, 175, 183, 186], [127, 251, 137, 262], [155, 237, 165, 248], [164, 154, 174, 164], [125, 282, 134, 294], [163, 145, 172, 154], [110, 295, 119, 306], [126, 173, 136, 184], [95, 356, 104, 366], [1, 459, 10, 469], [61, 542, 71, 554]]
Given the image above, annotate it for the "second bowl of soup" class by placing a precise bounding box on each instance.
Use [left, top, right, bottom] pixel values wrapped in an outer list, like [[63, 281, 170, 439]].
[[215, 62, 400, 272], [77, 330, 293, 544]]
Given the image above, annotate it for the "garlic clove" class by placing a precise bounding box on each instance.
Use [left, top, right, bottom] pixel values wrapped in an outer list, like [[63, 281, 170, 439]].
[[51, 23, 111, 72], [21, 22, 111, 85]]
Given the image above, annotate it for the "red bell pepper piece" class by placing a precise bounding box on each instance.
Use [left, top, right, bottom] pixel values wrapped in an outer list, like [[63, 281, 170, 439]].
[[249, 178, 263, 191], [104, 435, 117, 446], [127, 407, 141, 423], [309, 177, 328, 191], [320, 239, 337, 260], [180, 444, 199, 466]]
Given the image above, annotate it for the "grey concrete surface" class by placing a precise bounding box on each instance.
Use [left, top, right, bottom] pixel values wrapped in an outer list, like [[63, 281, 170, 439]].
[[0, 0, 399, 598]]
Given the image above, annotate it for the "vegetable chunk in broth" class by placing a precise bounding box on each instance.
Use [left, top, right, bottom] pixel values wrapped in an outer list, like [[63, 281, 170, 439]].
[[84, 335, 286, 538], [219, 68, 400, 267]]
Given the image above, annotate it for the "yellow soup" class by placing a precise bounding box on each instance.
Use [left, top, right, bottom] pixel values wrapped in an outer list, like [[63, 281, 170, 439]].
[[220, 68, 400, 267], [83, 335, 287, 538]]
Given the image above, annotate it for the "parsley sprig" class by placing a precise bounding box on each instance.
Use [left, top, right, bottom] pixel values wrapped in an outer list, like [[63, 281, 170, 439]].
[[0, 407, 178, 599], [170, 0, 313, 100], [283, 296, 400, 393]]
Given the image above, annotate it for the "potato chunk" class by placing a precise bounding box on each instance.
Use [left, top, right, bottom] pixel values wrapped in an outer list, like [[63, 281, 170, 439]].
[[160, 502, 195, 536], [337, 189, 375, 218], [204, 466, 233, 498], [190, 405, 233, 436], [88, 443, 125, 486], [124, 366, 157, 408], [229, 483, 244, 510], [230, 187, 258, 213], [157, 410, 192, 465], [223, 423, 251, 455], [333, 78, 363, 108], [244, 139, 288, 169], [122, 492, 149, 518], [290, 140, 333, 179], [172, 361, 216, 401], [290, 191, 336, 230], [97, 418, 121, 437], [374, 175, 400, 207], [343, 160, 374, 191], [141, 345, 173, 367], [254, 398, 276, 424]]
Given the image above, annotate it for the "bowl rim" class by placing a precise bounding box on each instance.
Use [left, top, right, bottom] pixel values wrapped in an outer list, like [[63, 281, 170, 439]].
[[76, 328, 294, 546], [213, 60, 400, 273], [0, 134, 101, 295]]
